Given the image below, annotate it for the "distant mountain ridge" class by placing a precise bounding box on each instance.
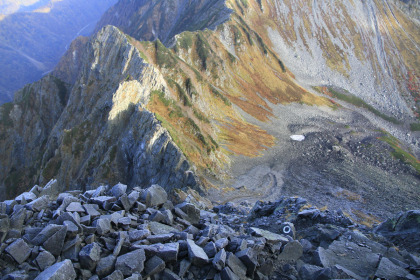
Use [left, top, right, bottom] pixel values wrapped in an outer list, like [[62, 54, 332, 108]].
[[0, 0, 117, 104]]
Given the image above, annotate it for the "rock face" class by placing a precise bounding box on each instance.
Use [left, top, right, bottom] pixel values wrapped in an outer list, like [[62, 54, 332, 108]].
[[265, 0, 420, 120], [0, 25, 199, 200], [95, 0, 232, 45], [0, 184, 418, 279]]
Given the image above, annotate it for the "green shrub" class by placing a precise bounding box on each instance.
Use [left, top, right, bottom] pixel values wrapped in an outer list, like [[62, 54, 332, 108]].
[[327, 87, 399, 124], [410, 123, 420, 131]]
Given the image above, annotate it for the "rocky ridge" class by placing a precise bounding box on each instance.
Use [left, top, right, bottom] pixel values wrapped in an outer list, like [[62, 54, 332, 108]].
[[0, 180, 419, 280], [0, 25, 200, 200]]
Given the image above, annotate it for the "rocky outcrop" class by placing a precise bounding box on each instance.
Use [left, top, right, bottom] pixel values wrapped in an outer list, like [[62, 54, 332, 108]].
[[0, 182, 419, 279], [95, 0, 232, 45], [0, 25, 199, 200]]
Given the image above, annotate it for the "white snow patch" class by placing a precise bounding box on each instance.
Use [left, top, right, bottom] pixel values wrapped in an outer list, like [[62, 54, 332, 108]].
[[290, 135, 305, 141]]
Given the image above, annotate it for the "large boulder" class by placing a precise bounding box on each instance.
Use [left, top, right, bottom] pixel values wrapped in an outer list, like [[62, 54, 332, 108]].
[[141, 185, 167, 207]]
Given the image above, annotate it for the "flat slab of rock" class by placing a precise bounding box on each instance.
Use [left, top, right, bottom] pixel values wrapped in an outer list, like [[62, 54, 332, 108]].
[[83, 204, 101, 217], [278, 240, 303, 261], [129, 229, 150, 242], [96, 255, 117, 278], [115, 249, 146, 276], [15, 192, 37, 203], [35, 251, 56, 271], [318, 240, 380, 279], [25, 195, 49, 212], [175, 203, 200, 225], [5, 238, 31, 264], [375, 257, 409, 280], [187, 239, 209, 266], [43, 225, 67, 256], [148, 221, 180, 234], [145, 256, 166, 276], [250, 227, 289, 243], [66, 202, 85, 213], [34, 259, 76, 280]]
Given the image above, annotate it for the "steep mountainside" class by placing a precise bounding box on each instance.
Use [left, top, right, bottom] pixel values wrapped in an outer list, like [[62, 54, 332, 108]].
[[0, 0, 117, 104], [0, 0, 419, 223]]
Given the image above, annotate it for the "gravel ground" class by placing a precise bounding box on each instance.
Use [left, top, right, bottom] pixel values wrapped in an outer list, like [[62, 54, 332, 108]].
[[207, 101, 420, 222]]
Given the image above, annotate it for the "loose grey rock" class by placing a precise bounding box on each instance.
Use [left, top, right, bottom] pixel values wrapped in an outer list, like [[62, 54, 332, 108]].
[[10, 208, 27, 231], [79, 242, 102, 271], [220, 267, 240, 280], [317, 240, 380, 278], [34, 259, 76, 280], [2, 270, 29, 280], [213, 248, 227, 271], [5, 238, 31, 264], [62, 235, 82, 261], [162, 209, 174, 225], [142, 184, 168, 207], [117, 217, 131, 227], [278, 240, 303, 261], [178, 259, 191, 278], [250, 227, 289, 243], [127, 191, 140, 206], [175, 203, 200, 224], [35, 251, 56, 271], [124, 274, 142, 280], [147, 233, 174, 244], [66, 202, 85, 213], [375, 257, 409, 280], [96, 255, 117, 278], [110, 183, 127, 199], [144, 255, 166, 276], [119, 194, 132, 211], [129, 229, 150, 242], [204, 241, 217, 258], [162, 268, 181, 280], [113, 231, 126, 256], [148, 221, 179, 234], [102, 270, 123, 280], [39, 179, 58, 197], [43, 225, 67, 256], [215, 238, 229, 250], [156, 242, 179, 262], [226, 252, 246, 279], [93, 218, 111, 235], [90, 196, 116, 210], [25, 196, 49, 212], [31, 225, 62, 245], [115, 249, 146, 276], [63, 221, 79, 238], [83, 204, 101, 218], [187, 239, 209, 266], [236, 248, 257, 276], [0, 214, 10, 243], [15, 192, 37, 203]]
